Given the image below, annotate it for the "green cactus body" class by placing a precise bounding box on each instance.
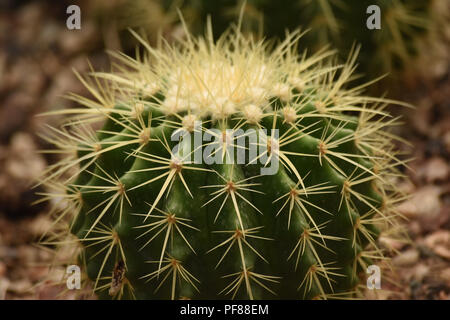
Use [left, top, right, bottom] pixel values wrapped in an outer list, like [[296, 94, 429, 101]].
[[40, 26, 406, 300]]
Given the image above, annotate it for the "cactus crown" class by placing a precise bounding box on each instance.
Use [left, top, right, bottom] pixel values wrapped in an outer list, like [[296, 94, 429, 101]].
[[38, 22, 408, 300]]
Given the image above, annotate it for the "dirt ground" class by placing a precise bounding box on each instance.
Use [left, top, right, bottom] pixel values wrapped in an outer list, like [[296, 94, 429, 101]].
[[0, 1, 449, 300]]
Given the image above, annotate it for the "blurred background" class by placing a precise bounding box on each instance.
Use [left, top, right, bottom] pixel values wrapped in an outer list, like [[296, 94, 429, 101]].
[[0, 0, 448, 299]]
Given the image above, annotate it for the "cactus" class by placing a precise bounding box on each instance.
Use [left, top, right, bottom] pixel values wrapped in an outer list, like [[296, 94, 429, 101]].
[[244, 0, 432, 86], [164, 0, 433, 85], [335, 0, 431, 85], [260, 0, 431, 83], [39, 23, 408, 300], [85, 0, 434, 85]]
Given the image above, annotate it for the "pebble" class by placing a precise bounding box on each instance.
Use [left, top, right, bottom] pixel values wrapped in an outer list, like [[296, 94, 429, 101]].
[[424, 231, 450, 260], [412, 264, 430, 283], [57, 22, 99, 57], [441, 268, 450, 285], [0, 261, 6, 278], [379, 235, 406, 251], [0, 278, 10, 300], [444, 131, 450, 154], [392, 248, 420, 266], [396, 186, 442, 224], [422, 157, 449, 183], [6, 279, 32, 294]]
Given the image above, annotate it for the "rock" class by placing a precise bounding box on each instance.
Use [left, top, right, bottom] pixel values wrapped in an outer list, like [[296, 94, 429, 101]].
[[411, 98, 432, 136], [6, 278, 31, 294], [58, 22, 100, 57], [444, 131, 450, 155], [392, 248, 420, 266], [0, 132, 47, 219], [38, 21, 61, 50], [0, 261, 6, 278], [0, 278, 10, 300], [40, 51, 62, 78], [0, 94, 33, 142], [379, 235, 407, 252], [0, 53, 5, 89], [12, 59, 47, 97], [412, 263, 430, 283], [397, 186, 442, 220], [41, 55, 91, 112], [424, 231, 450, 260], [6, 133, 46, 180], [15, 2, 45, 47], [421, 157, 449, 183], [441, 268, 450, 286], [29, 214, 53, 238], [0, 245, 18, 262]]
